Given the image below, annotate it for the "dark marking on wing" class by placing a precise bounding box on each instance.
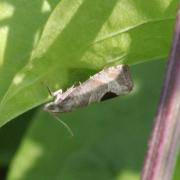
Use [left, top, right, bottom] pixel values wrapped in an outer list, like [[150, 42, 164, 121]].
[[100, 92, 118, 101]]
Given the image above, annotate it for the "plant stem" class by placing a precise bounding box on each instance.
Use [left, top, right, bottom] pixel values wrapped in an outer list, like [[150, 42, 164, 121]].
[[141, 4, 180, 180]]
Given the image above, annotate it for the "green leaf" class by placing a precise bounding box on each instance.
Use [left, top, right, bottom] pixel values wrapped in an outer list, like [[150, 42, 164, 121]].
[[7, 60, 165, 180], [173, 152, 180, 180], [0, 0, 177, 126], [0, 0, 59, 100], [0, 0, 60, 125], [0, 109, 36, 166]]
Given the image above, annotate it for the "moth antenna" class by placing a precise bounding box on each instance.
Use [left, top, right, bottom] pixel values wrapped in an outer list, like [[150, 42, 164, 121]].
[[42, 82, 53, 97], [47, 86, 53, 97], [53, 115, 74, 136]]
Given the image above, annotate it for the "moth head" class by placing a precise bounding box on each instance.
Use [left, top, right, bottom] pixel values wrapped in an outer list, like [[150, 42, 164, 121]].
[[43, 102, 60, 113]]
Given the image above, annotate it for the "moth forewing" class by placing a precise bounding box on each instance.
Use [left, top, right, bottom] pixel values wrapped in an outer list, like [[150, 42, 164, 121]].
[[44, 64, 133, 113]]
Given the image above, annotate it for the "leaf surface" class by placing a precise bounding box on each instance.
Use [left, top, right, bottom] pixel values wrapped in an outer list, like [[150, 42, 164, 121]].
[[0, 0, 177, 126]]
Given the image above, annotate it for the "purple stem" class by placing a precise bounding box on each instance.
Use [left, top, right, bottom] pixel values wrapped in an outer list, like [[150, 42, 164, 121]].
[[141, 4, 180, 180]]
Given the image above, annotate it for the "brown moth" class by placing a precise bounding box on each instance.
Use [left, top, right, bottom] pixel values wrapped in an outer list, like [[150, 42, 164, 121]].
[[44, 64, 133, 113]]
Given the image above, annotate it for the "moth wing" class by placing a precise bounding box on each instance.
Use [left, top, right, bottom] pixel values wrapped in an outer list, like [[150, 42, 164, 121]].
[[107, 80, 129, 95], [88, 86, 109, 104]]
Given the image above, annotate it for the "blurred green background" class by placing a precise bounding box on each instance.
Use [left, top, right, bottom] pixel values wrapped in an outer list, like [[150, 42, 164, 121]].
[[0, 0, 179, 179], [2, 59, 179, 180]]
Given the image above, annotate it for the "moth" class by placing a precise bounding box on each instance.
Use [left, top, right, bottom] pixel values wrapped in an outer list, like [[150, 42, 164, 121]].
[[44, 64, 133, 114]]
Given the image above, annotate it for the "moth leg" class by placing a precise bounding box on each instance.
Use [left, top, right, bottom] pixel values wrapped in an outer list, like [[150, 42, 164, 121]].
[[90, 75, 97, 80], [53, 89, 63, 97], [66, 85, 75, 91]]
